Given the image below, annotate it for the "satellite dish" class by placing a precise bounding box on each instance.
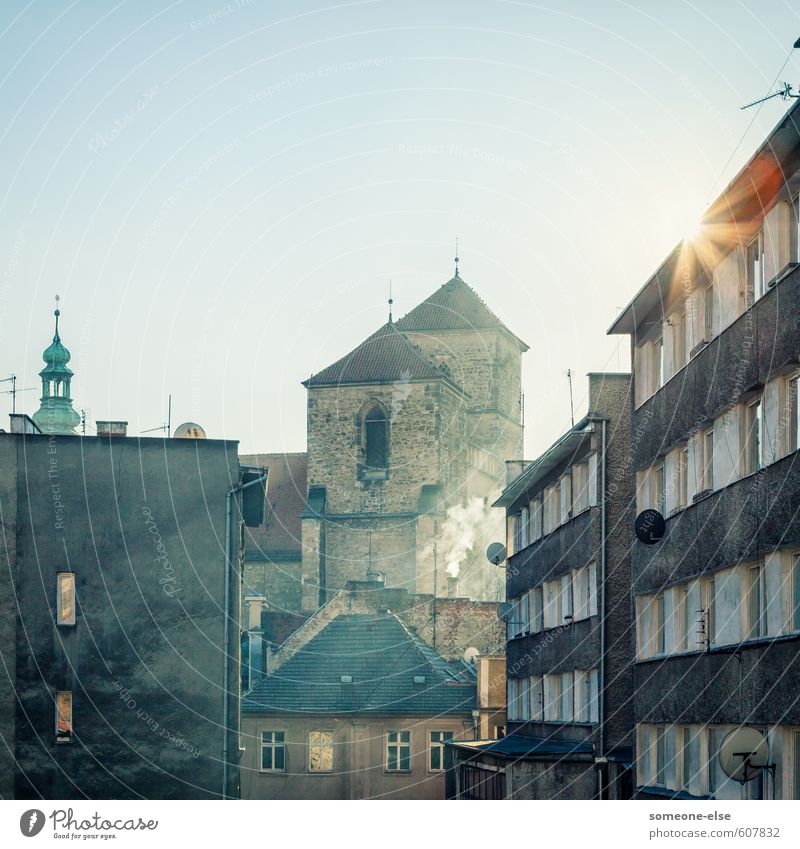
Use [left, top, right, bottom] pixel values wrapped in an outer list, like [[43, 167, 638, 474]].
[[496, 602, 513, 623], [634, 509, 666, 545], [486, 542, 507, 566], [463, 646, 480, 663], [173, 422, 207, 439], [719, 727, 770, 783]]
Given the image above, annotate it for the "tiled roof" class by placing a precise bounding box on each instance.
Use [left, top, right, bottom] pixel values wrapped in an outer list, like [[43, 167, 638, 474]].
[[243, 612, 476, 715], [395, 276, 528, 350], [302, 321, 459, 388], [240, 452, 306, 559], [447, 732, 594, 760]]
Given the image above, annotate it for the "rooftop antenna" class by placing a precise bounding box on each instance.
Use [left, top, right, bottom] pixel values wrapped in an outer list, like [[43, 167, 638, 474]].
[[388, 280, 393, 323], [142, 394, 172, 435], [454, 238, 460, 278], [740, 80, 799, 110], [1, 376, 35, 414], [566, 368, 575, 427]]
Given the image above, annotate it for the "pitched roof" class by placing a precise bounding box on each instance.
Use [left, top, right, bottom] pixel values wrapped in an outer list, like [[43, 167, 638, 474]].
[[243, 612, 475, 715], [395, 276, 528, 350], [302, 321, 460, 389], [239, 452, 307, 560]]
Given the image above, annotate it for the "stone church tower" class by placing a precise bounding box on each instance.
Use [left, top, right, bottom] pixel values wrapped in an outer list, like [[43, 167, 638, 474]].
[[299, 270, 527, 610]]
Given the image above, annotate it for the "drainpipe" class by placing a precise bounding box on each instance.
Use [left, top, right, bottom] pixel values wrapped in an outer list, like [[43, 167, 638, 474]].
[[223, 472, 268, 800], [597, 418, 608, 799]]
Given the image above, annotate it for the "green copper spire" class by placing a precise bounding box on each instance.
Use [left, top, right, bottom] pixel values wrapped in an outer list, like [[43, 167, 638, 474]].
[[32, 295, 81, 436]]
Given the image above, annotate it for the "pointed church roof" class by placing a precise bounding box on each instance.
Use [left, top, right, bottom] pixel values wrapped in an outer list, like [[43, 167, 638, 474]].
[[395, 275, 528, 351], [302, 321, 462, 390]]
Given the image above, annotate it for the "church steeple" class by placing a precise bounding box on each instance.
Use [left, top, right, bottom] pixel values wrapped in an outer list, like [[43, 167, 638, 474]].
[[32, 296, 81, 435]]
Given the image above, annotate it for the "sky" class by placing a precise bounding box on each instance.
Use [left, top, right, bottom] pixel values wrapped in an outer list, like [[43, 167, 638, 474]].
[[1, 0, 799, 456]]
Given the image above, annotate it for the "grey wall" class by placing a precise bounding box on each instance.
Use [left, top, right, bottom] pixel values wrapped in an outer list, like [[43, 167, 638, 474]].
[[5, 433, 242, 799]]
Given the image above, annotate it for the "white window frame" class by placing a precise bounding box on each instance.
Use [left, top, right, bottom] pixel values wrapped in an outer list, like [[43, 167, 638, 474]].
[[745, 397, 763, 475], [428, 730, 454, 772], [385, 730, 412, 772], [260, 730, 286, 772]]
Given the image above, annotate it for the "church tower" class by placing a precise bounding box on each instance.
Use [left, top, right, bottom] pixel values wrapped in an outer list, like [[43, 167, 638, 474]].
[[32, 298, 81, 436], [298, 269, 527, 611]]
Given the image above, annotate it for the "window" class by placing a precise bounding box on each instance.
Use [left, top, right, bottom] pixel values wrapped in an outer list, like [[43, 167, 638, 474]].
[[561, 573, 573, 622], [681, 725, 702, 792], [308, 730, 334, 772], [746, 231, 765, 304], [788, 373, 800, 454], [55, 691, 72, 743], [792, 195, 800, 264], [794, 554, 800, 633], [745, 399, 762, 475], [655, 725, 667, 786], [703, 428, 714, 490], [529, 675, 543, 721], [56, 572, 76, 626], [560, 672, 574, 722], [704, 282, 715, 340], [386, 731, 411, 771], [678, 447, 689, 508], [530, 586, 543, 633], [261, 731, 286, 771], [543, 580, 561, 630], [794, 729, 800, 799], [653, 594, 665, 656], [364, 405, 388, 470], [651, 336, 664, 392], [544, 675, 562, 721], [674, 311, 687, 371], [572, 463, 589, 513], [429, 730, 454, 771], [748, 563, 767, 640], [530, 497, 543, 541], [519, 506, 529, 549]]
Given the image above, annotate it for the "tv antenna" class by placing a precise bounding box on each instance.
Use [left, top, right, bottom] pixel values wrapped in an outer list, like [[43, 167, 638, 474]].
[[740, 81, 799, 110], [566, 369, 575, 426], [1, 375, 36, 414], [141, 394, 172, 435]]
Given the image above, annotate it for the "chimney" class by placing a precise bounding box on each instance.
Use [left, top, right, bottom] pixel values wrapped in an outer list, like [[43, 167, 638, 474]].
[[244, 595, 266, 630], [505, 459, 526, 485], [96, 420, 128, 438]]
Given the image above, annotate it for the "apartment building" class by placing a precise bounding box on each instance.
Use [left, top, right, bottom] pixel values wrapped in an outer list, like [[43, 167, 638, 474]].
[[472, 372, 634, 799], [609, 100, 800, 799]]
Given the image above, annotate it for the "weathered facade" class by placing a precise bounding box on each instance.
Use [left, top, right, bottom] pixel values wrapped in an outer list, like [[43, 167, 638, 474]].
[[241, 610, 476, 800], [298, 273, 527, 610], [459, 372, 634, 800], [609, 99, 800, 799], [0, 426, 251, 799]]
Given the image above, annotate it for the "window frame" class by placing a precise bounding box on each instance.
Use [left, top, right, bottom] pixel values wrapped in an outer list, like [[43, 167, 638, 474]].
[[428, 730, 454, 772], [56, 571, 76, 626], [385, 730, 412, 773], [308, 729, 335, 773], [745, 397, 763, 475], [260, 729, 286, 772], [746, 230, 766, 304], [704, 282, 715, 340], [703, 428, 714, 491], [55, 691, 73, 744]]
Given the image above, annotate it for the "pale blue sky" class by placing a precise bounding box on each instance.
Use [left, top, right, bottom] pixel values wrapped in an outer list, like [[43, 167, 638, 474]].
[[1, 0, 799, 454]]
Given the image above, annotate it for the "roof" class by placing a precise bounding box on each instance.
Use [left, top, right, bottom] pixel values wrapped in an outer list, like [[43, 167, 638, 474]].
[[239, 452, 307, 560], [609, 98, 800, 336], [243, 612, 476, 715], [493, 415, 596, 508], [396, 275, 529, 351], [446, 732, 594, 761], [302, 321, 463, 389]]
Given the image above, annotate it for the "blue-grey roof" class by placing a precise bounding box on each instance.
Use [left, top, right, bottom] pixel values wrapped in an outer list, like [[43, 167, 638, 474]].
[[446, 732, 594, 760], [243, 612, 476, 716]]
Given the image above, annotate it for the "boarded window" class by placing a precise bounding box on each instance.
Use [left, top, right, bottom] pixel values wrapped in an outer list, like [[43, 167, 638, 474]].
[[308, 730, 334, 771]]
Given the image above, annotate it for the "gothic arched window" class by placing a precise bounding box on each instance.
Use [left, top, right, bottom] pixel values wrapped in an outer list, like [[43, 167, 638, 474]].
[[364, 405, 389, 471]]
